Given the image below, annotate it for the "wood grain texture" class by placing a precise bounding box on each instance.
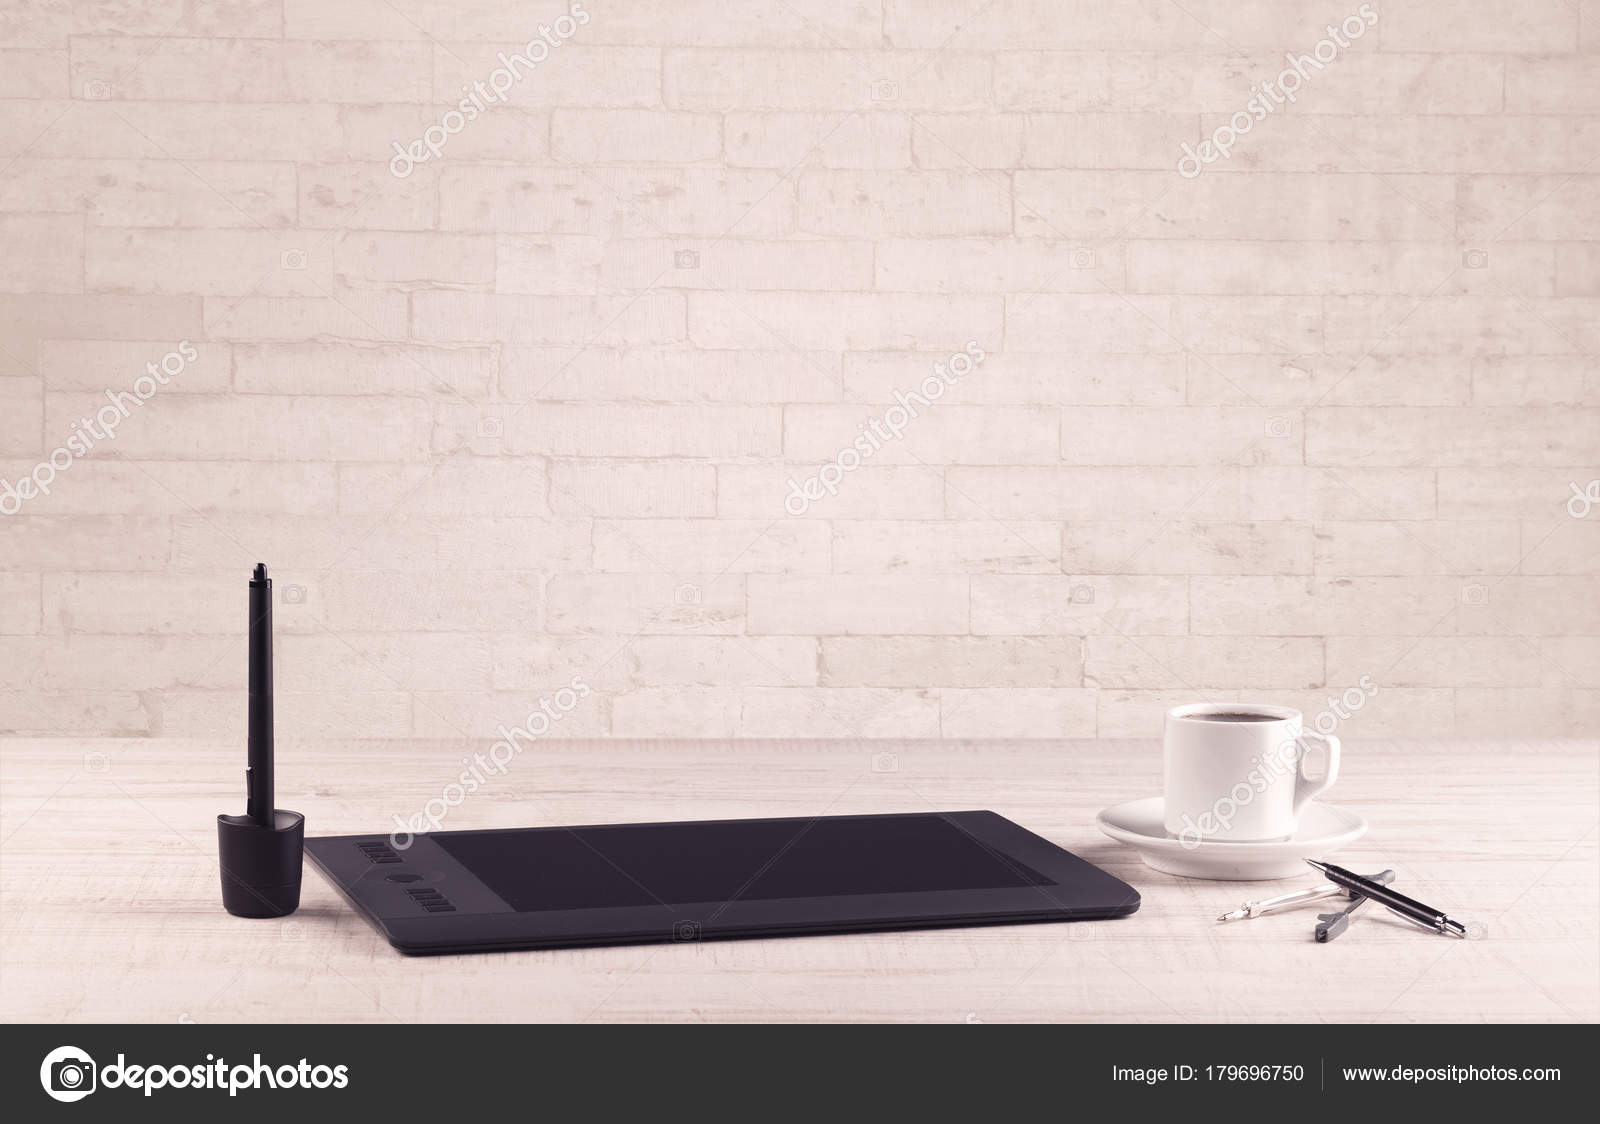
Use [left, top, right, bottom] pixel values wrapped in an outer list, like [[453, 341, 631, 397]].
[[1, 737, 1595, 1023]]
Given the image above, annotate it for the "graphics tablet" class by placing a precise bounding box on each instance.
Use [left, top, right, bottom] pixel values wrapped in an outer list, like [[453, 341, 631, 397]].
[[305, 811, 1140, 955]]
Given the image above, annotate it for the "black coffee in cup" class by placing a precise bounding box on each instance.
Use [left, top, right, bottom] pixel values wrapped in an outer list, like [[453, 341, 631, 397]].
[[1164, 703, 1342, 843]]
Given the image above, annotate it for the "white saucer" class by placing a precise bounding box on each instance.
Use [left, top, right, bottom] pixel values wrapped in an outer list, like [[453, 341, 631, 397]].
[[1095, 797, 1367, 881]]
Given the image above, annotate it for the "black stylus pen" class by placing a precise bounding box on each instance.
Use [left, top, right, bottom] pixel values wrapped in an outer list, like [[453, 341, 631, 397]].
[[1306, 860, 1466, 937], [247, 562, 273, 828]]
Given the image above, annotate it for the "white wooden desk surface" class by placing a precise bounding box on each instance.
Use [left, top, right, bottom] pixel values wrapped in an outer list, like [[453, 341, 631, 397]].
[[2, 737, 1595, 1023]]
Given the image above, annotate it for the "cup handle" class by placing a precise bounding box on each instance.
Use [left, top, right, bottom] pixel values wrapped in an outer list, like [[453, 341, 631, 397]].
[[1293, 730, 1340, 811]]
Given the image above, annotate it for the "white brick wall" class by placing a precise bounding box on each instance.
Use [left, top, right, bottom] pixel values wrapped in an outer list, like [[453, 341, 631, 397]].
[[0, 0, 1595, 741]]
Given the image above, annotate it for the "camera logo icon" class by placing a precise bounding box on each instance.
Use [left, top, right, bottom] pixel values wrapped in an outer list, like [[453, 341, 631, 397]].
[[1461, 248, 1489, 269], [673, 920, 702, 941], [1069, 584, 1095, 605], [41, 1046, 97, 1102], [870, 78, 898, 101], [281, 584, 307, 605], [673, 249, 700, 270], [82, 80, 112, 100], [1069, 248, 1097, 269], [870, 751, 898, 773], [279, 248, 308, 270], [1264, 416, 1293, 438], [1461, 583, 1489, 605]]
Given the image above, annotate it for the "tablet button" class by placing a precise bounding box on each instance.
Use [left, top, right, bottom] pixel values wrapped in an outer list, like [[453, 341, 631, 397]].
[[385, 873, 422, 883]]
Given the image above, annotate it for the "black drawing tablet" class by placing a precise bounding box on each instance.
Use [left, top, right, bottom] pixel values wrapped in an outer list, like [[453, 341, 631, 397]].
[[305, 811, 1140, 955]]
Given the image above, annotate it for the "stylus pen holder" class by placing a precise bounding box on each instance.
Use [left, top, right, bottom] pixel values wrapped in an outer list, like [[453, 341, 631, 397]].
[[217, 809, 304, 918]]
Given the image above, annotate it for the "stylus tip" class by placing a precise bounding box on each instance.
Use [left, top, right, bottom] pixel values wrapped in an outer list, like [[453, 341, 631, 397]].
[[254, 562, 268, 581]]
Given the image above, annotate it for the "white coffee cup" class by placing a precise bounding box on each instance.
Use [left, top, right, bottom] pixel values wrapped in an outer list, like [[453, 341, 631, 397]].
[[1162, 703, 1339, 846]]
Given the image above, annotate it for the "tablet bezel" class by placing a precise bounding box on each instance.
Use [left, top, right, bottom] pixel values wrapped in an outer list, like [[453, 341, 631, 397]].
[[305, 810, 1140, 955]]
